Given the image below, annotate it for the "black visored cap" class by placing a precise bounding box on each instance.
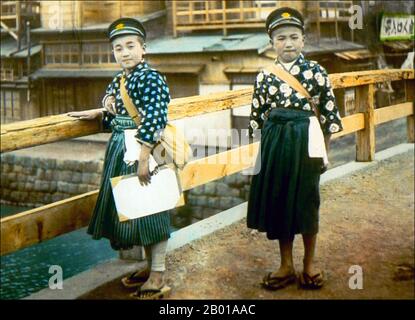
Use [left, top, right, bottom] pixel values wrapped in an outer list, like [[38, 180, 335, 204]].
[[266, 7, 305, 36], [108, 17, 146, 42]]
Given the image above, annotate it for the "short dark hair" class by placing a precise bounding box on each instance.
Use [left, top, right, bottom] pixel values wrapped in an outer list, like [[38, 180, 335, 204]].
[[270, 25, 305, 39], [111, 34, 145, 47]]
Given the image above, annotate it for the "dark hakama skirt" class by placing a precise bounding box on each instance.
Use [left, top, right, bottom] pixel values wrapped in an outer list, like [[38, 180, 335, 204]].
[[247, 108, 322, 241], [87, 115, 171, 250]]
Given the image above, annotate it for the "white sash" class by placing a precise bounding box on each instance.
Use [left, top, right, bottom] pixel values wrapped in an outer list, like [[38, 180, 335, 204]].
[[308, 116, 329, 166]]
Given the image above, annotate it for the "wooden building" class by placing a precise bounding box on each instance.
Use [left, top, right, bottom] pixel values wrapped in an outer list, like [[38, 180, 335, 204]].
[[1, 1, 386, 127], [1, 0, 41, 124]]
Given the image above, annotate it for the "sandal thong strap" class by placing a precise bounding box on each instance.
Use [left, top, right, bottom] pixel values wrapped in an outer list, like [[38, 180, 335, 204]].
[[300, 272, 324, 288], [131, 286, 171, 300], [121, 270, 149, 288], [127, 270, 148, 280], [262, 272, 297, 290]]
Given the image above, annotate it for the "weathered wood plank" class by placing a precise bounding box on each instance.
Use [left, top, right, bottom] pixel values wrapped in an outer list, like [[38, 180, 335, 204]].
[[179, 142, 259, 190], [1, 191, 98, 256], [374, 102, 413, 125], [167, 88, 252, 121], [356, 84, 375, 161], [332, 113, 364, 139], [329, 69, 414, 89], [1, 70, 413, 153], [1, 115, 102, 153]]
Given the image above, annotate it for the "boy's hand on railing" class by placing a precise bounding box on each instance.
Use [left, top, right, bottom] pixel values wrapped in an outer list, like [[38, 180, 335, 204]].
[[104, 96, 116, 115], [67, 108, 103, 120]]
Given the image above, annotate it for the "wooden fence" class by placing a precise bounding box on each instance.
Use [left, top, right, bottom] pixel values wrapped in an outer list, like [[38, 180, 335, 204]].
[[0, 69, 414, 255]]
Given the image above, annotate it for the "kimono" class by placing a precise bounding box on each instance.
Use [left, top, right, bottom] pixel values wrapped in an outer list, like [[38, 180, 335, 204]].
[[87, 61, 171, 250], [247, 53, 343, 241]]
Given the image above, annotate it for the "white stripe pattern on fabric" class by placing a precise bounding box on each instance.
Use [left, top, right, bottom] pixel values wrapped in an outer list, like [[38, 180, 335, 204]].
[[268, 17, 302, 32], [110, 26, 144, 38]]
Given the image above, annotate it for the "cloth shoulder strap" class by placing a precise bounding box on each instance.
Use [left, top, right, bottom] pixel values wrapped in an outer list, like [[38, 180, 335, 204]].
[[266, 63, 320, 118], [120, 75, 141, 126], [266, 63, 311, 99]]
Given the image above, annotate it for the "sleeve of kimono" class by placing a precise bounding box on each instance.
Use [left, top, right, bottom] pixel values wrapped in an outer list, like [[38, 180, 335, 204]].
[[315, 65, 343, 135], [128, 70, 170, 147], [248, 71, 270, 138], [101, 73, 120, 131]]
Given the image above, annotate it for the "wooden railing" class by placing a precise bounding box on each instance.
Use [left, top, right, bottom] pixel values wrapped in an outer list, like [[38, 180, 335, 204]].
[[77, 0, 164, 27], [0, 69, 414, 255], [172, 0, 280, 36], [307, 0, 354, 42], [0, 68, 15, 81], [0, 1, 40, 20]]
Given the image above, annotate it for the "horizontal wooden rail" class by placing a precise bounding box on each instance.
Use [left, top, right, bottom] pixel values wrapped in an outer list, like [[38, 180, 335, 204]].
[[330, 69, 413, 89], [1, 69, 413, 153], [1, 115, 102, 154], [0, 108, 391, 255], [374, 102, 413, 125], [332, 113, 364, 139]]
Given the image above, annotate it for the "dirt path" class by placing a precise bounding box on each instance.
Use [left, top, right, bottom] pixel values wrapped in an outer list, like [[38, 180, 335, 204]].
[[81, 151, 414, 299]]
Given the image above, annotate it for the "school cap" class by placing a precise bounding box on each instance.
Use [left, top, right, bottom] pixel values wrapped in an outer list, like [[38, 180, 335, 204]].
[[108, 17, 146, 42], [265, 7, 305, 36]]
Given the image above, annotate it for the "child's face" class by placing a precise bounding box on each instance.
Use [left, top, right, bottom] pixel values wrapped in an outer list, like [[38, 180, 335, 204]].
[[112, 35, 145, 71], [271, 26, 304, 63]]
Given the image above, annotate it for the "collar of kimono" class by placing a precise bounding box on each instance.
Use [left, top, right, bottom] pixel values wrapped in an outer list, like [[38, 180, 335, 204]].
[[122, 60, 149, 79], [276, 53, 305, 69]]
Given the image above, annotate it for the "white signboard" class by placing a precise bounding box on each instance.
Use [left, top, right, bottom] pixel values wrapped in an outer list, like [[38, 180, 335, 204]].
[[380, 14, 414, 41]]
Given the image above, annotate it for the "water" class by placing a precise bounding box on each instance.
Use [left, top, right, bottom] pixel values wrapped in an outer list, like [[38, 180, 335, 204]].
[[1, 204, 117, 300]]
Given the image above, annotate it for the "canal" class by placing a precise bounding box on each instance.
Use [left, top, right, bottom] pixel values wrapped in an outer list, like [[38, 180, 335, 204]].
[[1, 204, 117, 300]]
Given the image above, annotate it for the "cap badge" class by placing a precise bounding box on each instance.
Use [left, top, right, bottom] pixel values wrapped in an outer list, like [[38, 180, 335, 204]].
[[115, 23, 125, 30], [281, 12, 291, 19]]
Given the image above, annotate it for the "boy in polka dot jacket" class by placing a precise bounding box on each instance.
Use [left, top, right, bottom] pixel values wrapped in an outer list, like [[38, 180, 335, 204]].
[[69, 18, 172, 300], [249, 55, 343, 138]]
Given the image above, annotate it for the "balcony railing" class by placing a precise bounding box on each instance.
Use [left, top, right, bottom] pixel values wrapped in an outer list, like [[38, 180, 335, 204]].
[[38, 0, 165, 30], [172, 0, 355, 41], [0, 1, 40, 20], [80, 0, 164, 26], [172, 0, 280, 36], [0, 68, 14, 81], [307, 0, 354, 42]]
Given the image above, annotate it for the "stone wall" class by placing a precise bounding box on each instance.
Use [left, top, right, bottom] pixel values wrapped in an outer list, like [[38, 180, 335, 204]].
[[0, 153, 252, 225], [172, 173, 251, 228], [1, 153, 103, 208]]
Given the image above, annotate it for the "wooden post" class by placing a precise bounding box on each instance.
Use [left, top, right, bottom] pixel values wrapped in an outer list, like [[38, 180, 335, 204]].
[[77, 0, 83, 28], [406, 79, 414, 143], [206, 0, 210, 23], [189, 0, 193, 24], [222, 0, 227, 36], [239, 0, 243, 22], [316, 2, 321, 43], [172, 0, 177, 37], [16, 0, 21, 51], [356, 84, 375, 161], [334, 3, 339, 43]]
